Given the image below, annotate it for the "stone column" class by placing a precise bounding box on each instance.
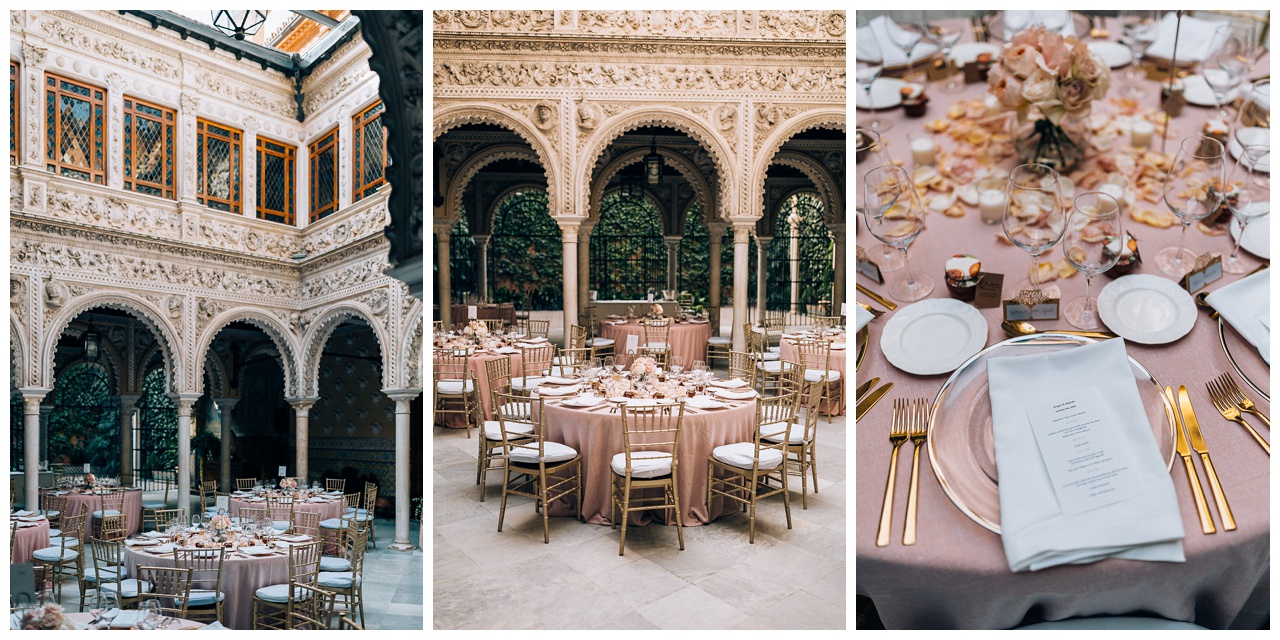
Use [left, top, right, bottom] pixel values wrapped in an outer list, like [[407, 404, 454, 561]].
[[558, 219, 582, 338], [830, 224, 846, 317], [384, 388, 422, 551], [20, 388, 51, 509], [471, 235, 490, 302], [241, 119, 260, 217], [39, 406, 53, 472], [435, 221, 455, 329], [664, 236, 682, 292], [286, 397, 320, 482], [169, 394, 202, 514], [178, 94, 201, 205], [755, 236, 772, 325], [706, 222, 726, 333], [215, 398, 239, 493], [105, 76, 126, 191], [577, 221, 596, 317], [118, 394, 141, 485], [20, 43, 48, 171], [731, 224, 753, 352]]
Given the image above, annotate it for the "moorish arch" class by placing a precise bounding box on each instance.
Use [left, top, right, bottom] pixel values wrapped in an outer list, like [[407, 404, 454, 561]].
[[769, 151, 843, 224], [133, 341, 167, 394], [194, 309, 301, 398], [434, 103, 560, 218], [588, 147, 716, 225], [41, 293, 183, 394], [483, 182, 552, 231], [750, 108, 845, 219], [12, 318, 29, 389], [399, 304, 423, 389], [444, 144, 545, 227], [299, 303, 392, 397], [578, 107, 735, 222], [202, 347, 231, 401]]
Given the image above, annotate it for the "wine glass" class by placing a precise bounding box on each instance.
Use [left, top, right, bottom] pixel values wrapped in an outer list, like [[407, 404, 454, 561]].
[[88, 589, 108, 625], [1063, 192, 1123, 329], [1223, 145, 1270, 274], [1158, 137, 1226, 276], [886, 19, 925, 83], [920, 19, 964, 94], [856, 128, 904, 271], [668, 355, 685, 376], [1004, 163, 1068, 298], [191, 513, 203, 530], [1203, 24, 1252, 122], [1118, 10, 1159, 98], [862, 165, 934, 301], [137, 599, 161, 630], [855, 16, 893, 132]]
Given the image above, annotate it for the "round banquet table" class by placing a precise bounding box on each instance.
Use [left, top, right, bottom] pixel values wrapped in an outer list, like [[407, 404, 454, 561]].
[[62, 612, 206, 630], [228, 495, 345, 525], [46, 488, 143, 540], [855, 16, 1270, 630], [124, 544, 288, 630], [541, 395, 756, 526], [599, 319, 713, 366], [779, 337, 849, 415], [11, 517, 51, 564], [436, 348, 525, 429]]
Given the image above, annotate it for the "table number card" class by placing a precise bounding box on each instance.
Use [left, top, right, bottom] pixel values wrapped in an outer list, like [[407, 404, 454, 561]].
[[856, 246, 884, 284], [1179, 253, 1222, 294], [1002, 289, 1060, 322], [973, 273, 1004, 309], [278, 466, 287, 477], [84, 463, 91, 473]]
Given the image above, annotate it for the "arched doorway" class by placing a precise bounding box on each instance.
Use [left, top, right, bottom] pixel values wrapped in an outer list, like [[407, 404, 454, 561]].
[[48, 363, 118, 476], [590, 190, 666, 300]]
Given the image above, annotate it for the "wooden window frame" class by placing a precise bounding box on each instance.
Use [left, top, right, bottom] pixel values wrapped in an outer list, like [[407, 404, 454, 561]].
[[45, 72, 107, 184], [122, 97, 176, 199], [351, 100, 386, 202], [10, 61, 18, 165], [256, 135, 296, 225], [309, 127, 339, 222], [196, 118, 243, 213]]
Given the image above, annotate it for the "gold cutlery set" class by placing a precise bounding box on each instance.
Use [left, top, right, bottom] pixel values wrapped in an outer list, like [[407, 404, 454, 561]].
[[875, 397, 929, 547], [1206, 373, 1270, 455], [1166, 386, 1234, 534]]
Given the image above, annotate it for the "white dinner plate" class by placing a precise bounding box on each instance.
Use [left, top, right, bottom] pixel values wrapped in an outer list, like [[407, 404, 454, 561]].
[[685, 396, 728, 410], [1230, 215, 1270, 259], [856, 78, 906, 110], [1183, 73, 1239, 107], [714, 389, 759, 401], [562, 395, 605, 408], [949, 42, 1000, 68], [1096, 274, 1197, 344], [1087, 41, 1133, 68], [880, 298, 988, 375], [240, 545, 274, 556], [709, 378, 750, 389], [1229, 128, 1270, 173]]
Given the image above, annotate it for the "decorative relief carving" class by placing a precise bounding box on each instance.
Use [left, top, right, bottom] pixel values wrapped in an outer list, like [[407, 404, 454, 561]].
[[27, 183, 44, 209], [43, 280, 68, 309], [434, 10, 844, 39], [44, 188, 182, 239], [752, 102, 805, 153], [576, 100, 601, 131], [303, 67, 368, 115], [11, 276, 29, 324], [365, 289, 390, 316], [490, 10, 555, 32], [300, 256, 392, 299], [199, 217, 298, 260], [532, 100, 557, 132], [300, 202, 389, 258], [434, 37, 843, 60], [434, 61, 845, 93], [196, 72, 295, 120], [39, 19, 180, 78], [21, 42, 47, 66]]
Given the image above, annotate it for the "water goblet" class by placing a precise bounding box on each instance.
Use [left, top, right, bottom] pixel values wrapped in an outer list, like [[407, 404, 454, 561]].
[[669, 355, 685, 376], [1118, 10, 1159, 98], [1063, 192, 1123, 329], [886, 19, 924, 83], [1223, 145, 1269, 274], [1004, 163, 1068, 298], [920, 19, 964, 94], [191, 513, 203, 530], [863, 165, 934, 301], [855, 16, 893, 132], [856, 128, 905, 271], [1157, 137, 1226, 276], [137, 599, 161, 630], [1204, 24, 1252, 122]]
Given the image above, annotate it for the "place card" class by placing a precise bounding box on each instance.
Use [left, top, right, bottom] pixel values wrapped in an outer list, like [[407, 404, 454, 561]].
[[926, 58, 952, 82], [83, 463, 91, 473], [1024, 388, 1143, 515], [1179, 253, 1222, 294], [856, 246, 884, 284], [278, 466, 287, 477], [973, 272, 1004, 309], [1002, 290, 1060, 322]]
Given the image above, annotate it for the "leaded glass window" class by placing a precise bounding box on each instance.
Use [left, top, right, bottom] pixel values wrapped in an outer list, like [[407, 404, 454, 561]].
[[309, 127, 338, 221], [123, 97, 175, 199], [10, 62, 18, 165], [45, 72, 106, 184], [256, 136, 296, 225], [197, 118, 242, 213], [352, 100, 386, 202]]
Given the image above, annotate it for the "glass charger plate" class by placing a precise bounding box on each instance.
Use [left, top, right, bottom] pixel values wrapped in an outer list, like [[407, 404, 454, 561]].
[[927, 334, 1176, 533], [1219, 316, 1270, 402]]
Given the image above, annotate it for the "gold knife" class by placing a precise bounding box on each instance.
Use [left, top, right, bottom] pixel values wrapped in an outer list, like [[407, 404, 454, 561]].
[[856, 377, 881, 404], [857, 283, 898, 311], [1166, 386, 1215, 534], [1179, 385, 1236, 531], [856, 382, 894, 421]]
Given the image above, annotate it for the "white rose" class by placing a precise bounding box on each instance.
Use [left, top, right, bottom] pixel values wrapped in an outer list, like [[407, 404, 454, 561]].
[[1021, 68, 1058, 104]]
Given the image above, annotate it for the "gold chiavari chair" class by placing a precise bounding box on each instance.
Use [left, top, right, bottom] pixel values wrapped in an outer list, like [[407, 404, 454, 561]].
[[477, 356, 532, 501], [291, 510, 320, 539], [583, 306, 615, 358], [235, 478, 256, 491], [317, 524, 367, 628], [267, 496, 295, 532], [93, 536, 154, 609], [566, 324, 589, 350], [238, 507, 268, 525], [99, 513, 128, 542], [750, 326, 789, 395], [495, 393, 583, 543], [137, 565, 192, 619], [480, 318, 506, 333], [553, 346, 593, 377], [174, 546, 227, 625], [637, 346, 669, 369], [707, 392, 800, 543], [728, 350, 757, 388], [360, 483, 378, 549], [322, 492, 363, 548], [812, 315, 843, 329], [434, 347, 479, 437], [287, 582, 337, 630], [338, 615, 364, 630], [252, 540, 321, 630], [796, 337, 843, 424], [706, 332, 732, 368], [141, 473, 173, 532], [612, 401, 686, 556], [512, 343, 554, 395], [764, 371, 824, 509], [324, 478, 346, 493], [520, 318, 550, 339], [319, 517, 360, 574], [92, 490, 126, 539], [432, 320, 443, 334], [34, 513, 84, 602], [642, 317, 671, 356], [42, 492, 68, 539], [152, 508, 186, 531], [200, 480, 220, 518], [760, 315, 785, 354]]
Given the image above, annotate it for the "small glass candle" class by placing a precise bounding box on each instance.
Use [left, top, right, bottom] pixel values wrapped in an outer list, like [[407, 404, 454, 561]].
[[1131, 120, 1154, 148], [976, 177, 1005, 225], [1098, 183, 1126, 211], [908, 132, 937, 166]]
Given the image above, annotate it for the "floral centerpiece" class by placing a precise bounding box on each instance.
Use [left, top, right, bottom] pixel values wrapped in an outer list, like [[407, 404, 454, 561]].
[[462, 319, 489, 339], [279, 477, 298, 490], [209, 513, 232, 531], [630, 356, 658, 382], [649, 304, 664, 317], [18, 603, 77, 630], [987, 26, 1110, 172]]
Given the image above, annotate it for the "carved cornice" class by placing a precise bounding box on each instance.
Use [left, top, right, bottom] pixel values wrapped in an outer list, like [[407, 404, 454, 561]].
[[36, 16, 181, 79], [433, 61, 844, 95], [433, 10, 845, 40], [195, 70, 296, 121]]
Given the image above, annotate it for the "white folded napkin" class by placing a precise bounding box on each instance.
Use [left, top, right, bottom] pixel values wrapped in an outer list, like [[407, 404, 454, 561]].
[[1002, 10, 1076, 37], [857, 16, 939, 67], [109, 609, 142, 629], [565, 395, 606, 408], [607, 320, 629, 326], [709, 378, 749, 389], [52, 491, 69, 496], [1145, 13, 1218, 63], [13, 510, 33, 517], [279, 534, 311, 542], [686, 396, 728, 409], [148, 543, 176, 554], [241, 545, 274, 556], [986, 338, 1184, 572], [15, 522, 38, 528], [715, 389, 759, 400], [1206, 269, 1270, 365], [125, 538, 158, 547], [541, 376, 579, 385], [142, 530, 169, 538], [524, 336, 549, 343], [855, 306, 874, 333], [536, 384, 581, 397], [200, 621, 229, 630]]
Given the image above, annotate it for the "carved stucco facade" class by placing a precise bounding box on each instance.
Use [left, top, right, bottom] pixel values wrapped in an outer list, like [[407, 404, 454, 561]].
[[433, 10, 846, 346]]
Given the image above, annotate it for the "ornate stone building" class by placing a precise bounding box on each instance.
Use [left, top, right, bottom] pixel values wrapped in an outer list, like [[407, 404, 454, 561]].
[[433, 10, 846, 348], [10, 10, 422, 550]]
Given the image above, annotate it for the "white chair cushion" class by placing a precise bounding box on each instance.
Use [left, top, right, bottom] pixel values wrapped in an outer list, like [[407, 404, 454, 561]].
[[319, 556, 351, 572], [483, 420, 535, 441], [762, 422, 805, 445], [804, 369, 841, 383], [353, 512, 374, 522], [707, 337, 732, 345], [101, 579, 153, 598], [712, 442, 784, 470], [318, 518, 345, 529], [272, 520, 291, 531], [83, 567, 120, 582], [643, 342, 669, 350], [550, 366, 579, 378], [610, 451, 673, 479], [180, 590, 225, 607], [756, 360, 784, 373], [436, 379, 474, 395], [40, 510, 60, 518], [47, 529, 62, 538], [768, 346, 781, 353], [92, 509, 122, 518], [758, 352, 781, 361], [47, 537, 79, 548], [498, 405, 531, 421], [255, 583, 310, 603], [587, 338, 614, 346], [142, 501, 166, 509], [317, 571, 360, 589], [32, 547, 78, 562], [510, 377, 544, 391], [508, 441, 578, 465]]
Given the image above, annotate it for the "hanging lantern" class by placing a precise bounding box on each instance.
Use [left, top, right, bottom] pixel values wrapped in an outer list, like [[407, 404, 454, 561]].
[[644, 137, 663, 186], [211, 10, 268, 41], [83, 314, 100, 362], [619, 174, 643, 200]]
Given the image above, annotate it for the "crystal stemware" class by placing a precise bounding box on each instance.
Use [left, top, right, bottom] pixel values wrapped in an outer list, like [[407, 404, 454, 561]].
[[1118, 10, 1159, 99], [856, 128, 904, 271], [1203, 24, 1252, 122], [1004, 163, 1068, 298], [1224, 145, 1270, 274], [886, 19, 925, 83], [855, 18, 893, 132], [1063, 192, 1123, 329], [920, 19, 964, 94], [863, 165, 934, 301], [1157, 137, 1226, 276]]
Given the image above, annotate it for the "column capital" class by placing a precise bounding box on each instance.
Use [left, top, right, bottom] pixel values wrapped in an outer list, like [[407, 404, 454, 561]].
[[555, 216, 585, 242], [433, 220, 456, 236], [755, 235, 773, 247], [663, 235, 682, 248], [382, 388, 423, 404], [19, 388, 52, 403], [116, 394, 142, 411], [39, 405, 54, 417], [827, 223, 846, 234], [470, 234, 490, 246], [705, 220, 728, 236], [285, 396, 321, 414], [214, 397, 241, 411], [167, 393, 203, 415]]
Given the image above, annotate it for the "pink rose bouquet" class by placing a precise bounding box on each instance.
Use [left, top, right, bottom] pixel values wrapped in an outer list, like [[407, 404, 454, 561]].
[[650, 304, 664, 316], [279, 478, 298, 490], [209, 514, 232, 531], [630, 356, 658, 378], [19, 604, 76, 630]]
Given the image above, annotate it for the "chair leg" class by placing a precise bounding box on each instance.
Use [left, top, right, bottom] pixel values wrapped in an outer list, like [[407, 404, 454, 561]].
[[670, 480, 684, 551], [618, 479, 631, 556], [575, 461, 584, 522], [497, 468, 510, 532], [810, 443, 819, 494], [798, 451, 809, 510], [748, 495, 757, 544], [781, 467, 793, 530], [539, 469, 550, 544]]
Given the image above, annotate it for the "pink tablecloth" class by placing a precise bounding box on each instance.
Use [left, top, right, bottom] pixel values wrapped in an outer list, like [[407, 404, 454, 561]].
[[855, 17, 1270, 630], [11, 518, 51, 564], [437, 350, 525, 429], [780, 338, 849, 415], [63, 611, 205, 630], [228, 496, 344, 525], [541, 398, 756, 526], [600, 320, 713, 367], [124, 546, 288, 630], [49, 489, 143, 540]]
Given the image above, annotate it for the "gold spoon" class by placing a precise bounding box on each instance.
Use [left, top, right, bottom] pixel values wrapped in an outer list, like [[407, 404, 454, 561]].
[[1001, 320, 1117, 340]]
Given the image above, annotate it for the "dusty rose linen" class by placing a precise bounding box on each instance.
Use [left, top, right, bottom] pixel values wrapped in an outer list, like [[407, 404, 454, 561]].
[[125, 546, 289, 630], [11, 518, 51, 564], [855, 19, 1270, 629], [63, 611, 206, 629], [51, 489, 144, 540], [780, 339, 848, 415], [540, 399, 756, 526], [600, 320, 712, 367]]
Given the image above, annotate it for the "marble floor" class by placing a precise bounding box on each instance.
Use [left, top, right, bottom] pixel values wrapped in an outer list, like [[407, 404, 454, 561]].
[[432, 399, 847, 629]]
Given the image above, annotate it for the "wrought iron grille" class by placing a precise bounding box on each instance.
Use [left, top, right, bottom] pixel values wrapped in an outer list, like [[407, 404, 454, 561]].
[[10, 61, 17, 165], [352, 101, 386, 201], [590, 192, 666, 300], [45, 73, 105, 184], [197, 119, 242, 213], [48, 364, 119, 477], [487, 190, 563, 310], [309, 128, 338, 221], [447, 213, 477, 301], [135, 367, 178, 483], [763, 192, 833, 323], [256, 136, 296, 225], [123, 98, 175, 199]]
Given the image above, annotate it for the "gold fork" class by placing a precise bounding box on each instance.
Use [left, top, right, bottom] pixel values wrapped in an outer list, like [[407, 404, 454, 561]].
[[1214, 373, 1270, 427], [876, 399, 909, 547], [903, 398, 929, 546], [1207, 379, 1271, 455]]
